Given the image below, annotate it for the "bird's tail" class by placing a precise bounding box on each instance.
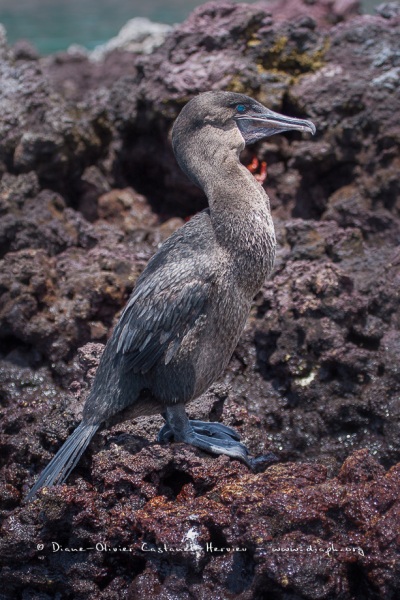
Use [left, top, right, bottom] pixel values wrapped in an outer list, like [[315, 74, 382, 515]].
[[26, 422, 99, 502]]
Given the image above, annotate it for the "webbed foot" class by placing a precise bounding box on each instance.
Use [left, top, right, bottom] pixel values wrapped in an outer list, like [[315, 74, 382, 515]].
[[158, 405, 251, 466], [158, 419, 240, 443]]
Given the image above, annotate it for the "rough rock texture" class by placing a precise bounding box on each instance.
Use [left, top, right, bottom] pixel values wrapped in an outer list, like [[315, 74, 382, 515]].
[[0, 1, 399, 598]]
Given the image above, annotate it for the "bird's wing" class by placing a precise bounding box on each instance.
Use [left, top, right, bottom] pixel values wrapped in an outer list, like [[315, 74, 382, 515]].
[[117, 280, 211, 373], [114, 267, 212, 375]]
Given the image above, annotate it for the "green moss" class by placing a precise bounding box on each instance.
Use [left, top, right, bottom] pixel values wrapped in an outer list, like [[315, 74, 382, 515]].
[[271, 35, 289, 56], [247, 35, 261, 48], [226, 76, 256, 95], [226, 34, 329, 99], [260, 35, 330, 77]]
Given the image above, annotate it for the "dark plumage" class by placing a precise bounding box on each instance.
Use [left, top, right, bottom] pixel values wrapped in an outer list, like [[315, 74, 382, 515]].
[[26, 91, 315, 501]]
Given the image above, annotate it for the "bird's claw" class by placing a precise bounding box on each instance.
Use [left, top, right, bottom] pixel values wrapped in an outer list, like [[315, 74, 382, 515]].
[[248, 452, 279, 472]]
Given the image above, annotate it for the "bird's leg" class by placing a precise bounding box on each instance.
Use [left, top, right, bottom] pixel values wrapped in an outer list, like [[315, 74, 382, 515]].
[[158, 404, 252, 466]]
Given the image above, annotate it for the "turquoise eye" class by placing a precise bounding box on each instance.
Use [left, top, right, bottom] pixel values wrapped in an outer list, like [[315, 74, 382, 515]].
[[236, 104, 246, 113]]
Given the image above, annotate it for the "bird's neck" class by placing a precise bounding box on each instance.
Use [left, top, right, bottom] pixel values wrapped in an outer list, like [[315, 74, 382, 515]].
[[175, 127, 276, 292], [204, 149, 276, 293]]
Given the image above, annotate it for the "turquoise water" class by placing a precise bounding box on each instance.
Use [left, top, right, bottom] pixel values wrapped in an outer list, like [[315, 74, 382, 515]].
[[0, 0, 383, 55]]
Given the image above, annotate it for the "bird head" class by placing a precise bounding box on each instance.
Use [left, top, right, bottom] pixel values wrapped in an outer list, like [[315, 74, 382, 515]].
[[230, 93, 316, 143], [172, 91, 315, 187]]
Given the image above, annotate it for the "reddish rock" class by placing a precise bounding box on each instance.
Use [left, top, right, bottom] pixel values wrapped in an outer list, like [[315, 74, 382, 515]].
[[97, 187, 158, 232]]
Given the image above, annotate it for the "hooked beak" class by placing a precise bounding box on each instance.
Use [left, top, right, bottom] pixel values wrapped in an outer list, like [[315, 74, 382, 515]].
[[236, 108, 316, 145]]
